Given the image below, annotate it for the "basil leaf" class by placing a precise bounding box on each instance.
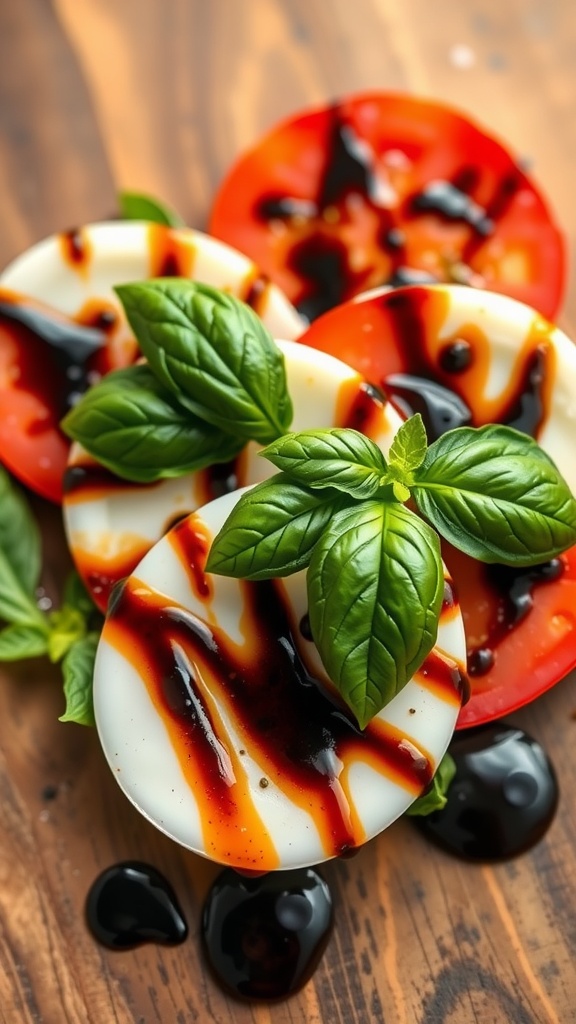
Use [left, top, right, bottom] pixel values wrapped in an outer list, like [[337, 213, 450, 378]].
[[63, 571, 99, 620], [392, 481, 410, 502], [115, 280, 293, 444], [0, 548, 47, 628], [0, 623, 49, 661], [62, 364, 244, 482], [405, 752, 456, 816], [387, 413, 427, 477], [59, 632, 99, 727], [206, 476, 352, 580], [413, 424, 576, 564], [0, 466, 42, 594], [118, 190, 184, 227], [47, 606, 87, 663], [261, 428, 388, 499], [307, 502, 444, 729]]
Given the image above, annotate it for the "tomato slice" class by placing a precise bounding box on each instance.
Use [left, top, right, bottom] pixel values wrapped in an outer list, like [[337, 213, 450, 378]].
[[296, 283, 576, 727], [0, 290, 130, 503], [0, 221, 305, 504], [210, 92, 565, 322]]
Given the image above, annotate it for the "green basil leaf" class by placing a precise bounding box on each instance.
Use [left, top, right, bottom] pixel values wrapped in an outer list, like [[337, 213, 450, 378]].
[[0, 548, 47, 628], [115, 280, 293, 444], [405, 752, 456, 816], [0, 623, 49, 661], [412, 424, 576, 564], [47, 606, 87, 663], [261, 428, 388, 499], [206, 476, 352, 580], [392, 481, 410, 502], [62, 364, 244, 482], [0, 466, 42, 594], [63, 571, 99, 620], [59, 632, 99, 727], [118, 190, 184, 227], [387, 413, 427, 476], [307, 501, 444, 729]]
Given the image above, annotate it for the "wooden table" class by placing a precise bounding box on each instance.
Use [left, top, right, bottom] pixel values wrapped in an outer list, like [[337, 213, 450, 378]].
[[1, 2, 576, 1021]]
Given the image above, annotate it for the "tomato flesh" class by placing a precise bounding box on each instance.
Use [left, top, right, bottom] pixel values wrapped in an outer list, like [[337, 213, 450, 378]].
[[210, 92, 565, 321], [0, 291, 133, 503]]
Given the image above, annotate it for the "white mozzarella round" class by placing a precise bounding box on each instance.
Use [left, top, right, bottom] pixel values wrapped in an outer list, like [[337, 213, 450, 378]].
[[94, 485, 466, 872], [0, 220, 305, 341]]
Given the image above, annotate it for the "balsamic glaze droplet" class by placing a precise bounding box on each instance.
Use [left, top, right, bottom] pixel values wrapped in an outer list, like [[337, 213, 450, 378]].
[[202, 867, 333, 1001], [384, 373, 472, 440], [415, 725, 558, 860], [85, 861, 188, 950], [382, 227, 406, 250], [386, 267, 440, 288], [439, 339, 473, 373], [467, 558, 564, 675], [467, 648, 495, 677], [412, 180, 494, 236], [204, 457, 241, 500], [299, 613, 313, 641]]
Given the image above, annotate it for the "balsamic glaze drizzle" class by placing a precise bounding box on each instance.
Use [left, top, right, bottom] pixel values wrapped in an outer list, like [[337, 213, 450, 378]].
[[255, 110, 521, 319], [107, 562, 458, 864], [468, 559, 564, 676], [384, 372, 472, 437], [0, 297, 107, 413], [368, 287, 561, 673]]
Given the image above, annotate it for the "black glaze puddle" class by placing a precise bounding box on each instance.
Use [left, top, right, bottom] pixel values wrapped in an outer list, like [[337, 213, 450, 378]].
[[201, 867, 334, 1001], [85, 722, 558, 999], [415, 725, 558, 860], [85, 861, 188, 950]]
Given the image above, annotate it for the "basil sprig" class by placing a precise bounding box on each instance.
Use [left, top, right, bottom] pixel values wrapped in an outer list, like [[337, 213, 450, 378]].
[[119, 190, 185, 227], [206, 416, 576, 728], [0, 466, 102, 725], [62, 364, 243, 483], [62, 280, 293, 479]]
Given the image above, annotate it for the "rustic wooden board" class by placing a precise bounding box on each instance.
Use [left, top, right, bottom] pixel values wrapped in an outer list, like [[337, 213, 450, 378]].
[[0, 1, 575, 1021]]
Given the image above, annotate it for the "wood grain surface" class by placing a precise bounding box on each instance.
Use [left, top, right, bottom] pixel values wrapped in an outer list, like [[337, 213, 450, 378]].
[[1, 1, 576, 1022]]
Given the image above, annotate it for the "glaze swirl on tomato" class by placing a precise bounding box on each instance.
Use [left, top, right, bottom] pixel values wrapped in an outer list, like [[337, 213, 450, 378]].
[[297, 284, 576, 728], [210, 92, 565, 321]]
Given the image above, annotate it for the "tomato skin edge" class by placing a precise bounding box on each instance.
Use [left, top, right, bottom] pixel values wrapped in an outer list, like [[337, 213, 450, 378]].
[[455, 545, 576, 729]]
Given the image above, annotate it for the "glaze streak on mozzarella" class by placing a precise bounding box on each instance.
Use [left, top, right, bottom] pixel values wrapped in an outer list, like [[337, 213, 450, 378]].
[[147, 223, 195, 278], [101, 513, 466, 869]]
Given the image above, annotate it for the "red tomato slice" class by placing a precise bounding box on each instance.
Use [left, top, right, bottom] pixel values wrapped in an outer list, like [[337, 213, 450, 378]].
[[0, 290, 133, 503], [297, 284, 576, 728], [210, 92, 565, 322]]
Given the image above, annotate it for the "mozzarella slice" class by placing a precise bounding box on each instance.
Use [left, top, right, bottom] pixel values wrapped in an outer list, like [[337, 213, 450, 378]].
[[0, 220, 305, 341], [94, 489, 466, 872]]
